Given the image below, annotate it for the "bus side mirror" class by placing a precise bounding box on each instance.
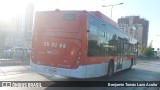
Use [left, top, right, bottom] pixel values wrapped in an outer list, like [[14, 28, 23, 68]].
[[87, 30, 90, 32]]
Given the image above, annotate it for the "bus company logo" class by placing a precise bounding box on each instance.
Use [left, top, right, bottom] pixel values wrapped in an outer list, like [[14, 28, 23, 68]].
[[2, 82, 11, 87]]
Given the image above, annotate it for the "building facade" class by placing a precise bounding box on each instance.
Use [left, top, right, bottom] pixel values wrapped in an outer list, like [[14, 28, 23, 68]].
[[118, 16, 149, 46]]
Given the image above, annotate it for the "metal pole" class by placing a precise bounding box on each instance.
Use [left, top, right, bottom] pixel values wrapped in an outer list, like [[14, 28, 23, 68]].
[[111, 5, 113, 19], [102, 3, 124, 19]]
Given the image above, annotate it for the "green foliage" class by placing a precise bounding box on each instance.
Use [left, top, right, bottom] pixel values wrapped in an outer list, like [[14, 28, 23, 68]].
[[144, 46, 154, 57], [139, 45, 146, 55], [139, 45, 155, 57]]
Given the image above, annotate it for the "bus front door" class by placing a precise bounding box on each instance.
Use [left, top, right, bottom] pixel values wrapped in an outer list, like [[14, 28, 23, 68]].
[[116, 38, 124, 70]]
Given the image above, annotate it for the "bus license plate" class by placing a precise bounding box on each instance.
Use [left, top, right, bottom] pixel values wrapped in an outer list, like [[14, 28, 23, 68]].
[[48, 68, 57, 73]]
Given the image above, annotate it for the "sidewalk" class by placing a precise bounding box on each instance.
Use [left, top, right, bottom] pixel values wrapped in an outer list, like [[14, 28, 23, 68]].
[[0, 65, 51, 81], [0, 65, 31, 76]]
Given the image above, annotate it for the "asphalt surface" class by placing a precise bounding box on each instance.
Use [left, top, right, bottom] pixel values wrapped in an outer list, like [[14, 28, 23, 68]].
[[0, 59, 159, 90]]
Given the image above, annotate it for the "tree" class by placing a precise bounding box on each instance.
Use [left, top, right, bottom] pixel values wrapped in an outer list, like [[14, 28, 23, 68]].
[[144, 46, 154, 57], [139, 45, 146, 55], [139, 45, 155, 57]]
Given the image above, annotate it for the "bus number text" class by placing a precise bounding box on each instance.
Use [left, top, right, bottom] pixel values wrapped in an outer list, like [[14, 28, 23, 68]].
[[43, 42, 67, 48]]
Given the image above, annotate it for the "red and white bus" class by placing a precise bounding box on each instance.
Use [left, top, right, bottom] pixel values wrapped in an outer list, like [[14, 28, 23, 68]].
[[31, 10, 138, 78]]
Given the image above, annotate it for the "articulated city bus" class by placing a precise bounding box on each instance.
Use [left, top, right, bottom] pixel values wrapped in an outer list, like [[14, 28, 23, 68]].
[[31, 10, 138, 78]]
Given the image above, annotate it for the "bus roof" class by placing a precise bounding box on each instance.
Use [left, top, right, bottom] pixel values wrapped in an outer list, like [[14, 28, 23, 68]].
[[35, 10, 137, 44], [90, 11, 119, 28], [87, 11, 137, 44]]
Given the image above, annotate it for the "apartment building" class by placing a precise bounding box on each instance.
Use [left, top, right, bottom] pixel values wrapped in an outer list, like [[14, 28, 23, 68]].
[[118, 16, 149, 46]]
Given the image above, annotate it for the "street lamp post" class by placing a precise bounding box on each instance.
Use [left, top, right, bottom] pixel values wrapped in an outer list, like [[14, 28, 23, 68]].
[[102, 3, 124, 19]]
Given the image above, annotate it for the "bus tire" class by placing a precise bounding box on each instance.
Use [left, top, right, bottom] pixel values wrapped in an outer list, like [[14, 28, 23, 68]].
[[107, 61, 114, 77], [129, 59, 133, 69]]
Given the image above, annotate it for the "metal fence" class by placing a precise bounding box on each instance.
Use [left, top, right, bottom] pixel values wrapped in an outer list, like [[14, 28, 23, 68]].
[[0, 51, 30, 66]]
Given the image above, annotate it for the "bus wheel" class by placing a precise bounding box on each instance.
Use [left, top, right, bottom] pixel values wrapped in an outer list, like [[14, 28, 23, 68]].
[[129, 59, 133, 69], [107, 61, 114, 77]]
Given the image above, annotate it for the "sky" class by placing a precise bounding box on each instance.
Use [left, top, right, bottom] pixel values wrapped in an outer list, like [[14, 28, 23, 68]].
[[0, 0, 160, 49]]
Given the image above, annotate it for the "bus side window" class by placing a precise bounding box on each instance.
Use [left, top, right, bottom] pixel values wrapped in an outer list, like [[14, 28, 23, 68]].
[[124, 43, 129, 56], [97, 29, 106, 56], [63, 13, 75, 21], [88, 24, 99, 56], [105, 32, 117, 56]]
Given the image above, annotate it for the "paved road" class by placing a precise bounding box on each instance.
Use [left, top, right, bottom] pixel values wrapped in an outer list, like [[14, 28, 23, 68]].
[[45, 60, 160, 90], [0, 59, 159, 90]]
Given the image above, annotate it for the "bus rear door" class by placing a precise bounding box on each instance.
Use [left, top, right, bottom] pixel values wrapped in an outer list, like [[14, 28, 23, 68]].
[[116, 37, 124, 70]]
